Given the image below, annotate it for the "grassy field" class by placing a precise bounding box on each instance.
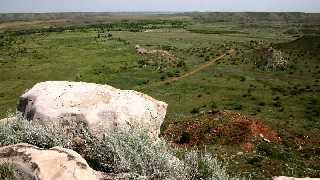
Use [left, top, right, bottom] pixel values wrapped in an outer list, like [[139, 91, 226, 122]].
[[0, 12, 319, 178]]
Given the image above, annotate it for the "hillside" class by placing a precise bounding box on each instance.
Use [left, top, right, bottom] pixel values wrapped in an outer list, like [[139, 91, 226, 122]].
[[0, 12, 319, 179]]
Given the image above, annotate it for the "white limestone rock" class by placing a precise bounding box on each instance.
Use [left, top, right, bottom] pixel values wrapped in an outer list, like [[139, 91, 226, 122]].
[[17, 81, 167, 139], [0, 143, 104, 180]]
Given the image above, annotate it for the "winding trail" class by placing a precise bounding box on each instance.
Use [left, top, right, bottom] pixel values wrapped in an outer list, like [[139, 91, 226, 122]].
[[158, 48, 236, 85]]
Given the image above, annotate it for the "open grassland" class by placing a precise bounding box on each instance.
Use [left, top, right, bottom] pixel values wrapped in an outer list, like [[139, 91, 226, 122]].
[[0, 12, 319, 178]]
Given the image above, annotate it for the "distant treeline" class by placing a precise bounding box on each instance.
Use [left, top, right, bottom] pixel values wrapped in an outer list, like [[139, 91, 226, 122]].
[[0, 12, 152, 23], [181, 12, 320, 24], [2, 12, 320, 24], [0, 19, 188, 36]]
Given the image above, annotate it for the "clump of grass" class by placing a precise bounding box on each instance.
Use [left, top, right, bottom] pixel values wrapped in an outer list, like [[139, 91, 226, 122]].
[[0, 115, 230, 179]]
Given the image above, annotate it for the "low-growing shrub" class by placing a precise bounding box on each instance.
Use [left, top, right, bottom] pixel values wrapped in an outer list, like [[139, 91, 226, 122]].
[[86, 129, 190, 179], [183, 150, 229, 180], [191, 107, 200, 114], [0, 115, 71, 148], [210, 101, 218, 110], [229, 102, 243, 110], [0, 162, 16, 180], [178, 131, 192, 144], [0, 115, 230, 180]]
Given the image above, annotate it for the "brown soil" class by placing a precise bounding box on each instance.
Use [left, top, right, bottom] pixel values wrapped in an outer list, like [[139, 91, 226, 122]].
[[163, 110, 279, 151]]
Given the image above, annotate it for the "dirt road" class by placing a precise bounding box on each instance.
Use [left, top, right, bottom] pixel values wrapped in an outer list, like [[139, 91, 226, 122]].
[[159, 48, 235, 85]]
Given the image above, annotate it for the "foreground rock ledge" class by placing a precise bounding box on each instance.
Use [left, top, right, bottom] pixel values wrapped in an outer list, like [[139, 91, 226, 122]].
[[0, 143, 104, 180], [17, 81, 168, 139]]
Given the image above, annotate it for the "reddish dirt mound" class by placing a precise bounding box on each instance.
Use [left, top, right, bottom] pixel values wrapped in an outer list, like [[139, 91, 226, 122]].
[[163, 110, 280, 151], [163, 111, 220, 146], [222, 111, 280, 143]]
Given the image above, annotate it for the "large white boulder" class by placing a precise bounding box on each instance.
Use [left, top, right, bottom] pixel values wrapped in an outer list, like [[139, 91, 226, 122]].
[[17, 81, 168, 139], [0, 143, 104, 180]]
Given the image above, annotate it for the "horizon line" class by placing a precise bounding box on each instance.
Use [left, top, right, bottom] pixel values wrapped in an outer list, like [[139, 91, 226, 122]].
[[0, 10, 319, 14]]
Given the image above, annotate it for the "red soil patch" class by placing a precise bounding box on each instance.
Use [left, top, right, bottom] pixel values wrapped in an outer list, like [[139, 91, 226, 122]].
[[222, 111, 280, 143], [163, 110, 280, 151], [163, 111, 220, 146]]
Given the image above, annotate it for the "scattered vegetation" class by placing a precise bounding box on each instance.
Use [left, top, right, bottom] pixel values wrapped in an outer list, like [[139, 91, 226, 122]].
[[0, 116, 230, 179], [0, 12, 319, 179]]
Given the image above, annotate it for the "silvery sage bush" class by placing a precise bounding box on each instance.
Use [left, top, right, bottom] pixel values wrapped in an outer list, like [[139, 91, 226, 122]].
[[0, 115, 230, 180]]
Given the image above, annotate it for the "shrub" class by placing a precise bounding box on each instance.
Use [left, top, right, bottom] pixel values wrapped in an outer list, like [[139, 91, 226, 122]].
[[87, 129, 188, 179], [166, 71, 174, 77], [0, 116, 230, 179], [272, 101, 282, 108], [160, 75, 166, 81], [227, 102, 242, 110], [178, 131, 192, 144], [0, 162, 16, 180], [183, 150, 229, 180], [191, 107, 200, 114], [177, 60, 186, 68], [0, 115, 71, 148], [210, 101, 218, 109]]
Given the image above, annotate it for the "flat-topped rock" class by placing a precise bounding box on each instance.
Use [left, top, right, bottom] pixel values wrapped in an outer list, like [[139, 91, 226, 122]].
[[17, 81, 167, 139]]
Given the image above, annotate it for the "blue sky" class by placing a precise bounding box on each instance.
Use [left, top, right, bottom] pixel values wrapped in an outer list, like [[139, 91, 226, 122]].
[[0, 0, 319, 13]]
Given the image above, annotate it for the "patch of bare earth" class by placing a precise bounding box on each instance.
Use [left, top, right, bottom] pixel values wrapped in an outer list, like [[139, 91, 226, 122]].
[[163, 110, 320, 153], [163, 110, 280, 151]]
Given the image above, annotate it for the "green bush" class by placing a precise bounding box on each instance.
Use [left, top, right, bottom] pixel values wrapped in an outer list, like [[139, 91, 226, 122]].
[[227, 102, 243, 110], [210, 101, 218, 109], [191, 107, 200, 114], [239, 76, 246, 82]]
